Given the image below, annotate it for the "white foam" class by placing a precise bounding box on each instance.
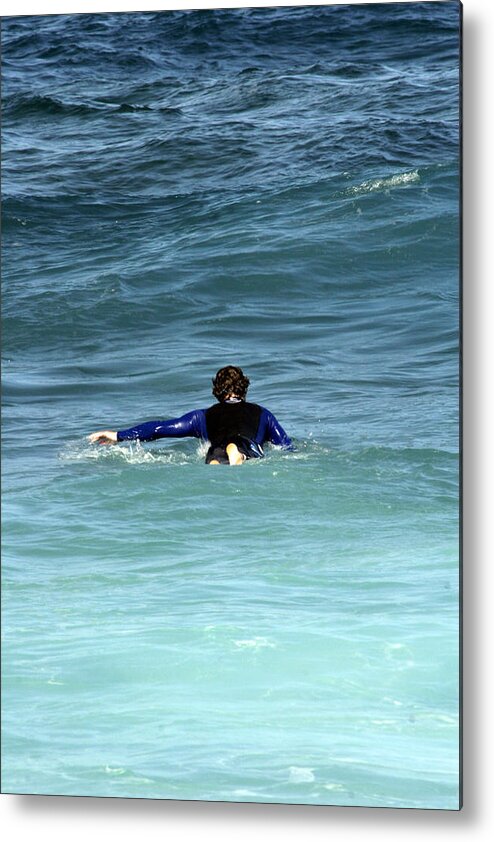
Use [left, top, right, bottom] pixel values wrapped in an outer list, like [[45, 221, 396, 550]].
[[346, 170, 420, 196], [104, 766, 125, 775], [233, 636, 276, 650], [288, 766, 315, 783], [60, 439, 193, 466]]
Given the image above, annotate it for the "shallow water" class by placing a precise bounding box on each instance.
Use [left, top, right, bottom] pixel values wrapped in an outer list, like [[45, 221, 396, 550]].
[[2, 3, 460, 808]]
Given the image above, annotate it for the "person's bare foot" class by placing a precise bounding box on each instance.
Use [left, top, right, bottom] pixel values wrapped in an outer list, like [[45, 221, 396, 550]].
[[226, 443, 246, 465]]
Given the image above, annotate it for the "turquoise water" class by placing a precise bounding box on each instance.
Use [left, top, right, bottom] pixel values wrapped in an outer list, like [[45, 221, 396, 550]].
[[2, 4, 460, 808]]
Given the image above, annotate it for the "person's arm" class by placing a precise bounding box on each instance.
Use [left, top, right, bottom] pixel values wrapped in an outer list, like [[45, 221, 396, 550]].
[[259, 407, 294, 450], [88, 409, 207, 445]]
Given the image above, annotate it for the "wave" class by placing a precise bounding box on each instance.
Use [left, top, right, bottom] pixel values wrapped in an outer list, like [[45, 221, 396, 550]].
[[60, 439, 206, 466], [2, 93, 106, 118], [59, 438, 457, 471], [2, 92, 186, 119], [117, 103, 183, 115], [345, 170, 420, 197]]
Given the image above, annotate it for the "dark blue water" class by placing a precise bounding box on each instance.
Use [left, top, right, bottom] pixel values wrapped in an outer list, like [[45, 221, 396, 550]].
[[2, 3, 460, 808]]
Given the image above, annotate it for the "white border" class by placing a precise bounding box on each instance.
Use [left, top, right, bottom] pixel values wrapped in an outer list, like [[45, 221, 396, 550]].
[[2, 0, 493, 839], [0, 0, 478, 15]]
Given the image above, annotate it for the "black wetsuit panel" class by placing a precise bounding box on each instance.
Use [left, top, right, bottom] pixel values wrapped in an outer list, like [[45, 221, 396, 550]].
[[204, 401, 263, 462]]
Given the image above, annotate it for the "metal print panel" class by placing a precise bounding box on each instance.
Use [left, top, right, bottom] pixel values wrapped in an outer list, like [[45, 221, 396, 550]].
[[1, 1, 461, 809]]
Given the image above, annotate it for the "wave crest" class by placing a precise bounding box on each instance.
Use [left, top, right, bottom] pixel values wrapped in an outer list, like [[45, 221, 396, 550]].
[[346, 170, 420, 196]]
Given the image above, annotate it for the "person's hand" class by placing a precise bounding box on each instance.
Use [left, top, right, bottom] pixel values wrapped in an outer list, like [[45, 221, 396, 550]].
[[87, 430, 118, 445]]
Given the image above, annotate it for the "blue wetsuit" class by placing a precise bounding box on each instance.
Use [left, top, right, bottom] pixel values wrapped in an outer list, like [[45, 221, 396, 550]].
[[116, 400, 292, 461]]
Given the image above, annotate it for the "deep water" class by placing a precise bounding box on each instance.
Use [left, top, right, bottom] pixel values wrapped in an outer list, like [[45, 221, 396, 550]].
[[1, 3, 460, 808]]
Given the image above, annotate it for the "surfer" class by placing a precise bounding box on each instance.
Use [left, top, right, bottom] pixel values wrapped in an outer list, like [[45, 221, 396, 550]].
[[88, 365, 293, 465]]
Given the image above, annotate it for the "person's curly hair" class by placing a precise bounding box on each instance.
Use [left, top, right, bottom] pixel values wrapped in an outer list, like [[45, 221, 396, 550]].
[[212, 366, 250, 402]]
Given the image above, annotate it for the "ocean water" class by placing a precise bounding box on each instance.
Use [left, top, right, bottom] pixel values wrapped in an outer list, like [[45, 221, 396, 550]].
[[1, 3, 460, 809]]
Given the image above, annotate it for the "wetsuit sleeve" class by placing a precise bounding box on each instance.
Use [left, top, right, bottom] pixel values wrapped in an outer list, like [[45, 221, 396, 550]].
[[259, 407, 293, 450], [117, 409, 207, 442]]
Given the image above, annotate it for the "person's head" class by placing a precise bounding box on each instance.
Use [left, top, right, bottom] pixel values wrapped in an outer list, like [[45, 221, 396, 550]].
[[212, 366, 250, 402]]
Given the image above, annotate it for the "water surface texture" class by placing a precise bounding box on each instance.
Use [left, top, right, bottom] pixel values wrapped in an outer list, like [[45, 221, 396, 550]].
[[2, 3, 460, 808]]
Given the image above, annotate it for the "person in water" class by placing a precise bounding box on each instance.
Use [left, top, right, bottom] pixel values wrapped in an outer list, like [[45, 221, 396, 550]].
[[88, 365, 293, 465]]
